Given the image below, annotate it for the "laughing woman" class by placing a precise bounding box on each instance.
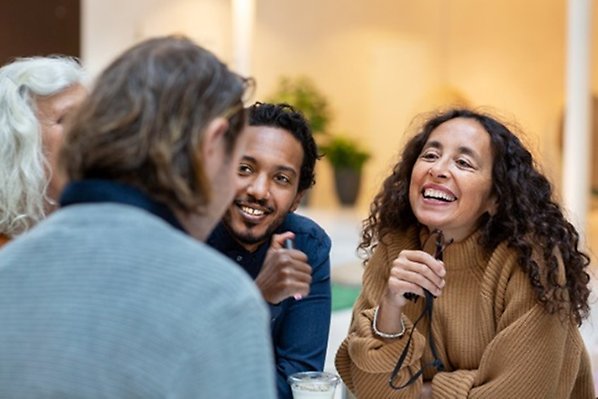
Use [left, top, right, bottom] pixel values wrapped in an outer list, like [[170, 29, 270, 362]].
[[335, 108, 595, 398]]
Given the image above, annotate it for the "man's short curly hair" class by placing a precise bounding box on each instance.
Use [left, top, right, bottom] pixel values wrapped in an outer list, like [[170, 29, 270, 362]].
[[247, 102, 320, 193]]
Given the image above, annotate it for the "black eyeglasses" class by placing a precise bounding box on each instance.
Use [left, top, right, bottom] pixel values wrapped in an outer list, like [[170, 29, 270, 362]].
[[388, 230, 453, 390]]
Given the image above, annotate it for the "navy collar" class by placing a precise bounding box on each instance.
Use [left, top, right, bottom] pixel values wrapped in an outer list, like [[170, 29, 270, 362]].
[[208, 222, 269, 255], [60, 179, 186, 233], [207, 222, 271, 280]]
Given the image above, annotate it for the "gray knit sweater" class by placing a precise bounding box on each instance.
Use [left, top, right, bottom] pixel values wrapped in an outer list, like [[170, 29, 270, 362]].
[[0, 203, 276, 398]]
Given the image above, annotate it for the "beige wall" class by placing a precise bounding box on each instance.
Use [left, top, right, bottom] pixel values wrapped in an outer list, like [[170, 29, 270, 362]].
[[252, 0, 598, 210], [81, 0, 233, 78], [445, 0, 568, 195], [252, 0, 449, 210], [81, 0, 597, 211]]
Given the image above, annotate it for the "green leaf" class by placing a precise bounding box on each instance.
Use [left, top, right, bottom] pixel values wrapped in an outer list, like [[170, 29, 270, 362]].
[[320, 136, 371, 170], [267, 76, 331, 135]]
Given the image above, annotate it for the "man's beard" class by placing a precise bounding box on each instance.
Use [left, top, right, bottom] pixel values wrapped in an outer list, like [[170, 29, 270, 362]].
[[223, 211, 287, 250]]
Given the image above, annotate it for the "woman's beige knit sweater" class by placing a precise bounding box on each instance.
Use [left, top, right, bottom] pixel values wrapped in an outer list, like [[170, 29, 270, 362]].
[[335, 227, 595, 398]]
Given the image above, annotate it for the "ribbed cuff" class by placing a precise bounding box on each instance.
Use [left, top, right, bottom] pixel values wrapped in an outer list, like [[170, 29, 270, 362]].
[[432, 369, 476, 398]]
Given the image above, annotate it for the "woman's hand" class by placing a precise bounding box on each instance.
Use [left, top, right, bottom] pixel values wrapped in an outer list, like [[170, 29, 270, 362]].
[[375, 250, 445, 337], [383, 249, 446, 308]]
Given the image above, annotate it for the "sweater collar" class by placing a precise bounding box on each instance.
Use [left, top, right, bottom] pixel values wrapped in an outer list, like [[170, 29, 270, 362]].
[[60, 179, 186, 233], [384, 226, 489, 272], [418, 227, 490, 271]]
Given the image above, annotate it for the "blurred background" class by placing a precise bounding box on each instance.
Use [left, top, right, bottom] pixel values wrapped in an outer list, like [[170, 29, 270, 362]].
[[1, 0, 597, 395], [2, 0, 596, 214]]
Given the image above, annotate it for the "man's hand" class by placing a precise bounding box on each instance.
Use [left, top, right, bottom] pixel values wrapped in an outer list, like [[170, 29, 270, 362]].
[[255, 232, 312, 304]]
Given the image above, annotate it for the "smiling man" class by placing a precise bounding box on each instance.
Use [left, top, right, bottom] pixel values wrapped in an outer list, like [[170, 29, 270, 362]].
[[208, 102, 332, 399]]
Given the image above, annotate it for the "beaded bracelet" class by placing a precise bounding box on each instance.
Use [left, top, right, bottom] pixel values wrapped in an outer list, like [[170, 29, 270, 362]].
[[372, 306, 406, 339]]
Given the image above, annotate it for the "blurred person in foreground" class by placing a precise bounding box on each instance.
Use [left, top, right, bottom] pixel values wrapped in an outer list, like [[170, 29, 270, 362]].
[[208, 102, 331, 399], [0, 36, 276, 399], [0, 56, 86, 247], [335, 108, 595, 398]]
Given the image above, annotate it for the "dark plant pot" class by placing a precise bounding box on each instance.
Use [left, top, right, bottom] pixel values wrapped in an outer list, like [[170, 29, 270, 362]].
[[333, 167, 361, 206]]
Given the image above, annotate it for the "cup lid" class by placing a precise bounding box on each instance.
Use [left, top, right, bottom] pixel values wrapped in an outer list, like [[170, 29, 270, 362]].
[[287, 371, 340, 386]]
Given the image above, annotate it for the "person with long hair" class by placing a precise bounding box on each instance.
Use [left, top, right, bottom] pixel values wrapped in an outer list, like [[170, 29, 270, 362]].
[[335, 108, 594, 398], [0, 36, 276, 398], [0, 56, 86, 246]]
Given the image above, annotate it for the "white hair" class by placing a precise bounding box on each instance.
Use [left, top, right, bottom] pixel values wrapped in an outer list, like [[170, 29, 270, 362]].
[[0, 56, 85, 237]]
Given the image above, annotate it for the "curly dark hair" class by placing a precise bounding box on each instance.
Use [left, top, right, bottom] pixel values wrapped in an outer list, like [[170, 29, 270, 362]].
[[247, 102, 320, 192], [360, 108, 591, 325]]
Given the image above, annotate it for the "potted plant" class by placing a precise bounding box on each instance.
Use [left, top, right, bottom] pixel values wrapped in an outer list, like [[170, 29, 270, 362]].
[[320, 135, 371, 206], [267, 76, 331, 135], [268, 76, 371, 206]]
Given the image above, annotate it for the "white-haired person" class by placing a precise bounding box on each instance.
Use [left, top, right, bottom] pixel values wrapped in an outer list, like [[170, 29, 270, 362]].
[[0, 56, 86, 247]]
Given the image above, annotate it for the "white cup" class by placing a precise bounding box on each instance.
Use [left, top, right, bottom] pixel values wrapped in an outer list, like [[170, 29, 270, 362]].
[[287, 371, 340, 399]]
